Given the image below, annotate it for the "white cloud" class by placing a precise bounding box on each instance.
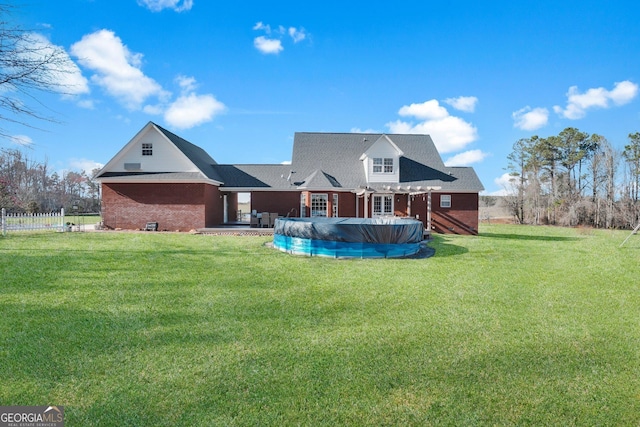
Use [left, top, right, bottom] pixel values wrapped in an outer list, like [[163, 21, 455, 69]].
[[77, 99, 95, 109], [253, 22, 308, 53], [138, 0, 193, 12], [387, 100, 478, 153], [444, 149, 488, 166], [512, 106, 549, 131], [69, 158, 104, 174], [164, 92, 226, 129], [254, 36, 283, 55], [9, 134, 33, 146], [162, 75, 226, 129], [71, 29, 169, 110], [608, 80, 638, 104], [253, 22, 270, 32], [19, 33, 89, 96], [553, 80, 639, 119], [351, 127, 381, 134], [142, 104, 164, 115], [494, 172, 518, 194], [288, 27, 307, 43], [398, 100, 449, 120], [71, 30, 226, 129], [176, 75, 197, 92], [444, 96, 478, 113]]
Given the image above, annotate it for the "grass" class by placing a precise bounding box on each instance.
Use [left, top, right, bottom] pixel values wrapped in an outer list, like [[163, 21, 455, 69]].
[[1, 225, 639, 426]]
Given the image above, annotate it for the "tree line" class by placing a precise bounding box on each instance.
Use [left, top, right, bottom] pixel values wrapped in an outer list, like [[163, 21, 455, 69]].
[[505, 127, 640, 229], [0, 148, 100, 213]]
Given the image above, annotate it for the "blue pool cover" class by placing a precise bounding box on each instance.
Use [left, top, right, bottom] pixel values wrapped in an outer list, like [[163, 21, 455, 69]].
[[273, 217, 424, 258]]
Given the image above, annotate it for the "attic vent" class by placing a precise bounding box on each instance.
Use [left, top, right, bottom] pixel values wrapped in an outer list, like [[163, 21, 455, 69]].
[[124, 162, 141, 170]]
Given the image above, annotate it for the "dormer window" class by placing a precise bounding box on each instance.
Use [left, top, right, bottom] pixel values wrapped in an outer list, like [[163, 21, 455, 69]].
[[142, 143, 153, 156], [373, 157, 393, 173], [384, 158, 393, 173]]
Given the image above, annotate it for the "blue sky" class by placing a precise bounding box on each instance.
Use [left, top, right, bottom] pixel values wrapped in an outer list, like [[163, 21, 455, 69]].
[[5, 0, 640, 194]]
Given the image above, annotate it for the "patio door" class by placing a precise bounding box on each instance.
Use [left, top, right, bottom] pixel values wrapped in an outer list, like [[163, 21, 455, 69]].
[[372, 195, 393, 217], [311, 194, 328, 217]]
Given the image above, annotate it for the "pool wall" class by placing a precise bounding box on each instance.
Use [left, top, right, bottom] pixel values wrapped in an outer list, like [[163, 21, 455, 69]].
[[273, 217, 424, 259]]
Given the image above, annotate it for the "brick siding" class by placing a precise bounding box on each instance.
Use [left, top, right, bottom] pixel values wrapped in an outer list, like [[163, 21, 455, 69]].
[[101, 183, 221, 231]]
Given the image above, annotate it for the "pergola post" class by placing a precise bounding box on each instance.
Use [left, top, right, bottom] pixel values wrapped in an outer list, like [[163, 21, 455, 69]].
[[364, 192, 369, 218], [427, 190, 432, 233]]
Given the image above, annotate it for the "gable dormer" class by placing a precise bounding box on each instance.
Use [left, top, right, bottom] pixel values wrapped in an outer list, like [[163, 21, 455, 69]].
[[360, 135, 403, 183]]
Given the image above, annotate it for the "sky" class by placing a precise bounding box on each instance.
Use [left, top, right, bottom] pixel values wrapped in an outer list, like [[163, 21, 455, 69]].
[[3, 0, 640, 195]]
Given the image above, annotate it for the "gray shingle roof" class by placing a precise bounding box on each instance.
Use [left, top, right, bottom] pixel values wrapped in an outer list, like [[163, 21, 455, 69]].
[[285, 132, 483, 192], [213, 164, 294, 188], [100, 124, 484, 193], [153, 123, 225, 183]]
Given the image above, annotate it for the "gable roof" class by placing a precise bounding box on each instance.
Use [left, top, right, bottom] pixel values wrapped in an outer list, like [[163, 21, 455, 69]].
[[360, 134, 404, 160], [95, 122, 223, 184], [298, 170, 343, 189]]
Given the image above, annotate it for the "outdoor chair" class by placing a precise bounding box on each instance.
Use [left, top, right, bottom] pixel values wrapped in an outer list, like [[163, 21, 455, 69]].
[[261, 212, 270, 227]]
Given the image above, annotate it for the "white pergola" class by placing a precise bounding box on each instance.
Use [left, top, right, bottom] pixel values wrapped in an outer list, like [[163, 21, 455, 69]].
[[353, 185, 441, 231]]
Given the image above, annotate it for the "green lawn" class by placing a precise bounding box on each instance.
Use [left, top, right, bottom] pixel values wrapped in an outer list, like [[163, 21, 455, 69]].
[[1, 225, 639, 426]]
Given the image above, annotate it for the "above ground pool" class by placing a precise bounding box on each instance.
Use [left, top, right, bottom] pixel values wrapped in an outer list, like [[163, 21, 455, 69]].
[[273, 217, 424, 258]]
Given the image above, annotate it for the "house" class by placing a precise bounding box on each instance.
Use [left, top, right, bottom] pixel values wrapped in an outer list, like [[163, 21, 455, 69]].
[[96, 122, 484, 234]]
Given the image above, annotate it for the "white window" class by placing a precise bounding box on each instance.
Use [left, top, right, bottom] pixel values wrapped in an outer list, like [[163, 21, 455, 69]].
[[384, 158, 393, 173], [332, 194, 339, 217], [300, 193, 307, 217], [142, 143, 153, 156], [440, 194, 451, 208], [311, 194, 328, 217], [373, 157, 393, 174], [373, 158, 383, 173], [372, 195, 393, 216]]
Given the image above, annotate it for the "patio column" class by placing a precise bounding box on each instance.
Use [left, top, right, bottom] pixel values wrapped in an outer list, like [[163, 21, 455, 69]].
[[364, 192, 369, 218], [427, 190, 432, 232]]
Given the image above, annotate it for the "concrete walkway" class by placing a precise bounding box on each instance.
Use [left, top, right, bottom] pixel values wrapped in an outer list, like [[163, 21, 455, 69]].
[[197, 225, 274, 236]]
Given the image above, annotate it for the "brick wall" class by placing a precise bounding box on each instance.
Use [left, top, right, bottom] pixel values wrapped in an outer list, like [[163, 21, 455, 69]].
[[251, 191, 301, 217], [204, 185, 223, 226], [404, 192, 479, 235], [101, 184, 479, 234], [431, 193, 479, 235], [101, 182, 222, 231]]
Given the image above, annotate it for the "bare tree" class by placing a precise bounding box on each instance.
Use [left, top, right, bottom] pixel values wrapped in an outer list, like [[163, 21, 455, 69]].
[[506, 137, 532, 224], [0, 4, 83, 137]]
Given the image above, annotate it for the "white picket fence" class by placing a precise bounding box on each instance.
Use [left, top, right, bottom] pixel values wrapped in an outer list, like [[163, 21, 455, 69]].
[[1, 208, 65, 235]]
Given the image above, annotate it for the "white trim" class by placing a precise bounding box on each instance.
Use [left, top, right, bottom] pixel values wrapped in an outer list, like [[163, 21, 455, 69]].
[[98, 176, 222, 186]]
